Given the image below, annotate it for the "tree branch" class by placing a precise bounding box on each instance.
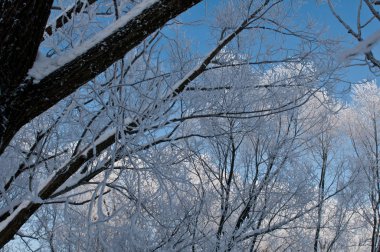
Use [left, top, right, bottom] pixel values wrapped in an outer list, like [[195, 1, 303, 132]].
[[0, 0, 202, 155], [44, 0, 97, 38]]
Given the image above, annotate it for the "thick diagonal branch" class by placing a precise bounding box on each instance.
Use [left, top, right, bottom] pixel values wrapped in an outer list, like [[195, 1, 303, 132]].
[[0, 0, 202, 154]]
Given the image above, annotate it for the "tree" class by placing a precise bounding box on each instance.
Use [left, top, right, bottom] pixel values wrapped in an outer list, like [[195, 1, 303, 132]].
[[0, 0, 203, 247], [179, 63, 323, 251], [345, 81, 380, 252], [303, 99, 351, 252], [327, 0, 380, 74], [0, 0, 340, 249], [0, 0, 209, 154]]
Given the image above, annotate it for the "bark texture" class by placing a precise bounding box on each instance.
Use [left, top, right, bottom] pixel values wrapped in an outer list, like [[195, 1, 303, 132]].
[[0, 1, 53, 93]]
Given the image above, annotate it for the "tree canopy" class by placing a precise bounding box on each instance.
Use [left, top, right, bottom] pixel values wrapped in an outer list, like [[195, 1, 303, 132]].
[[1, 0, 380, 251]]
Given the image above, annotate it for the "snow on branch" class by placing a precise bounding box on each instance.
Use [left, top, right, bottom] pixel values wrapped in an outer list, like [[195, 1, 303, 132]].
[[28, 0, 159, 81], [342, 30, 380, 59]]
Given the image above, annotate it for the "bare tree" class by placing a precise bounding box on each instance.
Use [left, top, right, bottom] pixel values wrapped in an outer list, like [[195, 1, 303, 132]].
[[327, 0, 380, 74], [346, 82, 380, 252], [0, 0, 203, 247], [0, 0, 341, 250]]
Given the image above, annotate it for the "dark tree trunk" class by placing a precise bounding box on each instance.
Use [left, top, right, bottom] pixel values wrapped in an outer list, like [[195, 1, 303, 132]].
[[0, 1, 53, 93], [0, 1, 53, 152], [0, 0, 202, 155]]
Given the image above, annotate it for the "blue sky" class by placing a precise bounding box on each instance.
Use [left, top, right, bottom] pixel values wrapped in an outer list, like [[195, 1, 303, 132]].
[[174, 0, 380, 97], [301, 1, 380, 82]]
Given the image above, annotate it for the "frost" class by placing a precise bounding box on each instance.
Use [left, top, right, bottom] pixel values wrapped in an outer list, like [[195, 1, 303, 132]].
[[27, 0, 160, 82], [27, 52, 55, 82], [0, 201, 31, 233], [37, 117, 131, 194], [342, 30, 380, 59]]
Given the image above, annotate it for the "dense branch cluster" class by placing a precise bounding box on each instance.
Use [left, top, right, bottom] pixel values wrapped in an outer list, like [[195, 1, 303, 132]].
[[0, 0, 380, 251]]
